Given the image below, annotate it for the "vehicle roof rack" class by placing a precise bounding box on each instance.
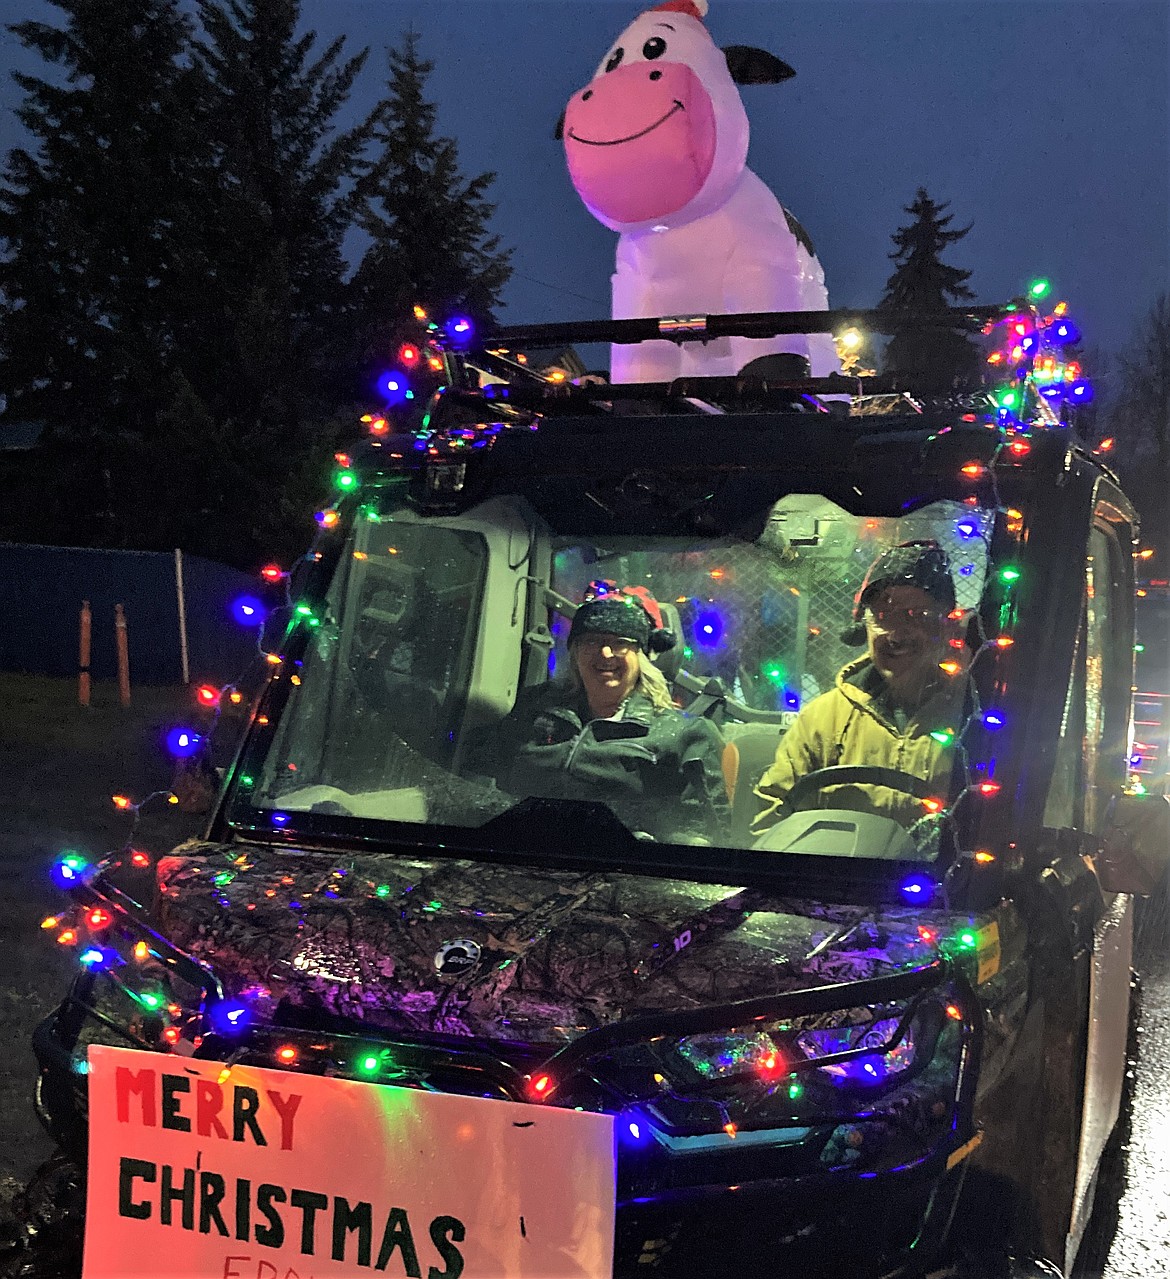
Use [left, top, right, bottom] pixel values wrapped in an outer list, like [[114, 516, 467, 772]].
[[478, 303, 1019, 353]]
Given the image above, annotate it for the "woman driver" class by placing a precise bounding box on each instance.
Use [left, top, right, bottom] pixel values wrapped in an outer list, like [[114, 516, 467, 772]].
[[472, 582, 728, 844]]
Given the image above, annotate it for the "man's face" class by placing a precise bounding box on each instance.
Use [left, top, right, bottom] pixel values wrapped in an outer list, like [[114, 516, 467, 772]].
[[574, 632, 641, 709], [864, 585, 959, 703]]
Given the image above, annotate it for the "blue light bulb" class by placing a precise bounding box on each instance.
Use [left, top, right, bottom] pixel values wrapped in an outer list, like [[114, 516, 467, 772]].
[[165, 727, 205, 759], [446, 316, 474, 349], [377, 369, 410, 406], [210, 1001, 250, 1035], [694, 610, 724, 647], [230, 595, 266, 627], [898, 874, 936, 904]]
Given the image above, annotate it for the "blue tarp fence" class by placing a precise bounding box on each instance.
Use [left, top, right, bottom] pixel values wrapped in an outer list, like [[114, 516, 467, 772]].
[[0, 543, 263, 685]]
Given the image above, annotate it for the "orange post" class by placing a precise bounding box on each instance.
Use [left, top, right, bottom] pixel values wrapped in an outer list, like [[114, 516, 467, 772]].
[[114, 603, 131, 707], [78, 600, 92, 707]]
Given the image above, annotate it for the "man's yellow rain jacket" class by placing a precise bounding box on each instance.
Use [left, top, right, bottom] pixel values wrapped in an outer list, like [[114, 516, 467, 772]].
[[752, 655, 969, 832]]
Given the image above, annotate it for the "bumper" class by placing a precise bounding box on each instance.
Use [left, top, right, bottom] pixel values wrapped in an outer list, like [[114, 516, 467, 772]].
[[34, 1005, 971, 1279], [614, 1158, 965, 1277]]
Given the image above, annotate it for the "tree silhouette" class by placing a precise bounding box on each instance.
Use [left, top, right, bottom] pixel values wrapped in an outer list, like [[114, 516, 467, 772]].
[[1105, 292, 1170, 559], [142, 0, 379, 566], [878, 188, 982, 392], [350, 31, 512, 401], [0, 0, 203, 543], [0, 9, 514, 565], [189, 0, 379, 429]]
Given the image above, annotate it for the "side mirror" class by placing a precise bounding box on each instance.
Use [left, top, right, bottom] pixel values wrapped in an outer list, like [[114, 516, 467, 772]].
[[1095, 792, 1170, 895]]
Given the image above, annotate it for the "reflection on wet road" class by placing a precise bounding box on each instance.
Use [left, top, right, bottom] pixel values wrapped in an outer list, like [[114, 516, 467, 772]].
[[1096, 890, 1170, 1277]]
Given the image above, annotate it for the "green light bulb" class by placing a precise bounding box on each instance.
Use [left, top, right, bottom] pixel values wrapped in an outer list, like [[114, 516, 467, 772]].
[[999, 390, 1018, 410], [1028, 278, 1051, 299], [958, 930, 977, 949], [788, 1081, 803, 1100], [358, 1054, 380, 1075], [930, 730, 954, 746], [139, 992, 162, 1011], [1000, 567, 1021, 584], [335, 471, 358, 491], [375, 884, 390, 898]]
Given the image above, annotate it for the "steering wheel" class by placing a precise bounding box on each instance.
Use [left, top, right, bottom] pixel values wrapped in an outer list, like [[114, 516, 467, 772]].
[[781, 764, 940, 812]]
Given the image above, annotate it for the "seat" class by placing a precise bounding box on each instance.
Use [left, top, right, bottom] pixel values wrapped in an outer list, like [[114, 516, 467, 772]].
[[721, 727, 784, 844], [653, 601, 685, 683]]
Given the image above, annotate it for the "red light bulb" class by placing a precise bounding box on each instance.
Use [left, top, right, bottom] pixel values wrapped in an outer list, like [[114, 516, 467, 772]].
[[529, 1073, 555, 1099]]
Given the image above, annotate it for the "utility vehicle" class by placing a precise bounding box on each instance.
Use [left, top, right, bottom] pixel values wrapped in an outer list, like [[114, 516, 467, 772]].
[[21, 304, 1170, 1279]]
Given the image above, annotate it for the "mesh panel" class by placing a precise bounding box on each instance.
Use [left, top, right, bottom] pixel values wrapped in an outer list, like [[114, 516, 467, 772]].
[[547, 497, 992, 718]]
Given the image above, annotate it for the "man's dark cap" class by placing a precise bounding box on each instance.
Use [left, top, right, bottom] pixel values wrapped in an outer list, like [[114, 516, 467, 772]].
[[841, 540, 957, 645]]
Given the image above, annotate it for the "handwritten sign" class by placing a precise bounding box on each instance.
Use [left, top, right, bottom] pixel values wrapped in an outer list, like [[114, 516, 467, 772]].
[[83, 1046, 615, 1279]]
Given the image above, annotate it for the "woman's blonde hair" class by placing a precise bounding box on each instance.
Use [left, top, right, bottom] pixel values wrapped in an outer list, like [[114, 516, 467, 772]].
[[567, 646, 676, 714]]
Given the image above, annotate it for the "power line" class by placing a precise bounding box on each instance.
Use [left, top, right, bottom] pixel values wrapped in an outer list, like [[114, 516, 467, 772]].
[[509, 270, 607, 310]]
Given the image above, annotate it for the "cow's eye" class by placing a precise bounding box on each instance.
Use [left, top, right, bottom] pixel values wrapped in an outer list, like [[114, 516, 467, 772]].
[[604, 47, 624, 72], [642, 37, 667, 60]]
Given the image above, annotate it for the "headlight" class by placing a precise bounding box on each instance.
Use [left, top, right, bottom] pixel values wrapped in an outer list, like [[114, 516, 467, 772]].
[[675, 1029, 783, 1081], [579, 995, 952, 1148], [796, 1014, 918, 1086]]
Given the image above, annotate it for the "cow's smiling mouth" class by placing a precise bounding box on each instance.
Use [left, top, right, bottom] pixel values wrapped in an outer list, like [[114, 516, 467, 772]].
[[568, 100, 684, 146]]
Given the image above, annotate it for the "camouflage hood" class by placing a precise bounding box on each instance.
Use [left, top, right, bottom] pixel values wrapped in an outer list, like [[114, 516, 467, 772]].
[[158, 840, 940, 1047]]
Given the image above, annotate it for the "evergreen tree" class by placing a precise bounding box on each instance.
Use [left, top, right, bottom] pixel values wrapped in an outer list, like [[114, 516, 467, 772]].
[[1105, 292, 1170, 559], [189, 0, 378, 428], [351, 31, 512, 397], [878, 187, 982, 392], [133, 0, 382, 566], [0, 0, 203, 543]]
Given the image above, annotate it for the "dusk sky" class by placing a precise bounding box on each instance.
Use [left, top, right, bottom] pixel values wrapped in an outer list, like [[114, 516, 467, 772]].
[[1, 0, 1167, 358]]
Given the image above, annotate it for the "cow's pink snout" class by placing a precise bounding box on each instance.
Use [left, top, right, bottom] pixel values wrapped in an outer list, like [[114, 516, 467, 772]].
[[563, 61, 717, 225]]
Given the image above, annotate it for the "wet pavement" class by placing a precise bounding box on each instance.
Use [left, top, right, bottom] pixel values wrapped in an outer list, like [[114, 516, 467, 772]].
[[1096, 891, 1170, 1277]]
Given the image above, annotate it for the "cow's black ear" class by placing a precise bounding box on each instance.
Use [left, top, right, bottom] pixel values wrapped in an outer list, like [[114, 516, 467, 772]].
[[554, 109, 566, 140], [723, 45, 796, 85]]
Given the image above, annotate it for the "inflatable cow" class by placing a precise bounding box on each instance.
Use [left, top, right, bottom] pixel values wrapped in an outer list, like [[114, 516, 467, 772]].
[[561, 0, 838, 383]]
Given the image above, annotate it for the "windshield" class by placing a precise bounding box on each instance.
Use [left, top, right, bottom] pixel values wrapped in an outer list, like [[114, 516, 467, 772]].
[[233, 489, 995, 862]]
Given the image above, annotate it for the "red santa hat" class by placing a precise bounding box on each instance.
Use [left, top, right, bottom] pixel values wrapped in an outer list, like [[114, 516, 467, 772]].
[[650, 0, 709, 20]]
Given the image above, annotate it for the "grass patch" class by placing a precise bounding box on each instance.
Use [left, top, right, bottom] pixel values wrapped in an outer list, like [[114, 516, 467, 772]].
[[0, 674, 204, 1183]]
